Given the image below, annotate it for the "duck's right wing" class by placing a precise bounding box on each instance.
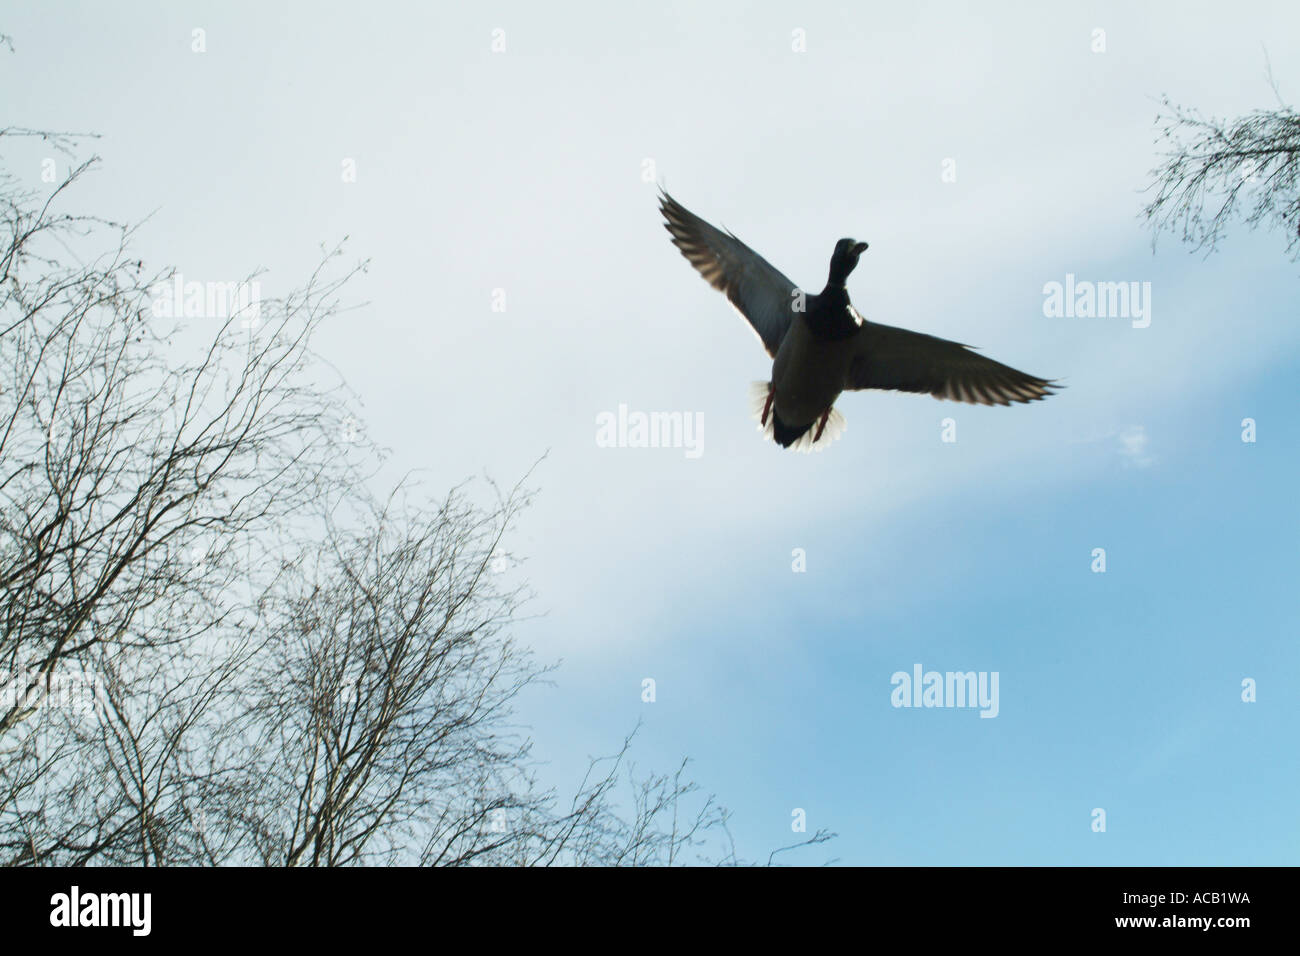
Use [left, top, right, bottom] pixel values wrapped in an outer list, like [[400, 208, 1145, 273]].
[[847, 318, 1058, 405], [659, 191, 801, 358]]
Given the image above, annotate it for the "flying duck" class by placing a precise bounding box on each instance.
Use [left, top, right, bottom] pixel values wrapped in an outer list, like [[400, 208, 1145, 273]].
[[659, 191, 1058, 450]]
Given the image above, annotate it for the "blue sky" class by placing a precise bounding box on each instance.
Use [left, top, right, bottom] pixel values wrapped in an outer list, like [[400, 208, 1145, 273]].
[[4, 1, 1297, 864]]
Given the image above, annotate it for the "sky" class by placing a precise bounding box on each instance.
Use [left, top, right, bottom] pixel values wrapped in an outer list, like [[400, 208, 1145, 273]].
[[4, 1, 1298, 864]]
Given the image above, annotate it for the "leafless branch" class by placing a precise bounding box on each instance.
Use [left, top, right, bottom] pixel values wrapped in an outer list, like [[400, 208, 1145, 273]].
[[1142, 92, 1300, 260]]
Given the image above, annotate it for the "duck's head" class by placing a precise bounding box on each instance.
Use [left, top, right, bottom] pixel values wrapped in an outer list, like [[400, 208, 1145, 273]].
[[828, 238, 869, 285]]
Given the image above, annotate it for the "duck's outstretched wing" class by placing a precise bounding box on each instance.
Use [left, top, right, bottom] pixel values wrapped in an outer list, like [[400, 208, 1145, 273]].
[[660, 191, 800, 358], [848, 318, 1058, 405]]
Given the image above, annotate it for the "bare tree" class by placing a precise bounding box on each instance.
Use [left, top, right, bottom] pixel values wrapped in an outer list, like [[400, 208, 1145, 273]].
[[0, 123, 370, 863], [1, 129, 371, 741], [0, 124, 835, 866], [246, 479, 541, 866], [1143, 68, 1300, 260], [241, 481, 834, 866]]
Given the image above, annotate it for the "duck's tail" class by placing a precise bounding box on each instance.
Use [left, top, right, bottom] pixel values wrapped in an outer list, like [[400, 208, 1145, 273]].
[[748, 381, 846, 453]]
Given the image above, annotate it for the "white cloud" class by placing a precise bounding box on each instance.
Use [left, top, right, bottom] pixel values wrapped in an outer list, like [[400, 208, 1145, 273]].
[[1117, 425, 1155, 469]]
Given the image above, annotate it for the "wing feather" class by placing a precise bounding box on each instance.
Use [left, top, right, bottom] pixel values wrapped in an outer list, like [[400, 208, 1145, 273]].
[[660, 191, 800, 358], [848, 319, 1057, 405]]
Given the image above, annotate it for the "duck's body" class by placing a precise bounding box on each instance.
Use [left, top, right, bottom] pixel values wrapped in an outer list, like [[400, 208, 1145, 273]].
[[767, 249, 867, 446], [769, 314, 855, 445], [659, 191, 1057, 450]]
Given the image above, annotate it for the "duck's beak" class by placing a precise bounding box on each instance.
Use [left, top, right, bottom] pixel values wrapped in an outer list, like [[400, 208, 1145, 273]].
[[852, 241, 869, 256]]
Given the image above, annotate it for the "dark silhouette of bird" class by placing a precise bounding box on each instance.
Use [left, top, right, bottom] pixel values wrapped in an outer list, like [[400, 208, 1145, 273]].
[[659, 190, 1058, 450]]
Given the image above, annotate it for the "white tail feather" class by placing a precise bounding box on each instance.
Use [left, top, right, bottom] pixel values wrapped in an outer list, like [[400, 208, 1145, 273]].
[[748, 381, 846, 453]]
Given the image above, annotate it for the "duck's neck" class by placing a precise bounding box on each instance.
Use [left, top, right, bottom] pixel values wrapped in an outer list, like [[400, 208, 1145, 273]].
[[820, 280, 850, 303], [827, 252, 858, 287], [806, 284, 860, 340]]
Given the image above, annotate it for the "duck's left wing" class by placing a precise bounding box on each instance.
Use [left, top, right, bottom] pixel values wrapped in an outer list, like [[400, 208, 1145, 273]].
[[659, 191, 800, 358], [847, 318, 1057, 405]]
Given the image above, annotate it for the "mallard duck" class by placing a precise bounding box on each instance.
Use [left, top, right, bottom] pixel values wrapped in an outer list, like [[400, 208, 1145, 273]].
[[659, 190, 1058, 450]]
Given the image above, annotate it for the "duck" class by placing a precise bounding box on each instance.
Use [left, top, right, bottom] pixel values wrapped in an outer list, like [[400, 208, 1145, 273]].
[[659, 190, 1058, 450]]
